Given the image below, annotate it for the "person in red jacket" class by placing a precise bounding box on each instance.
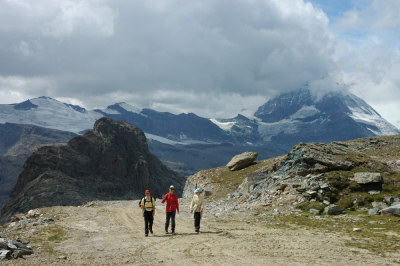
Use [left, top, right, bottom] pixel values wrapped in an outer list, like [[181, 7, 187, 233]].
[[161, 185, 179, 235]]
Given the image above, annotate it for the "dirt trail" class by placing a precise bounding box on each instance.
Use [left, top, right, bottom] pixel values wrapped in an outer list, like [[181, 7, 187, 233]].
[[2, 199, 398, 265]]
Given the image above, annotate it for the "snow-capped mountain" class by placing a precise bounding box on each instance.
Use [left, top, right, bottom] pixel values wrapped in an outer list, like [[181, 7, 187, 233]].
[[0, 89, 399, 176], [211, 88, 399, 146], [0, 89, 398, 148], [0, 97, 102, 133]]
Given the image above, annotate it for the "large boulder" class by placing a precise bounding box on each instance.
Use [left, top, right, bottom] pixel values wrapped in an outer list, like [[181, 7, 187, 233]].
[[352, 172, 383, 184], [1, 118, 185, 224], [380, 203, 400, 217], [227, 152, 258, 171]]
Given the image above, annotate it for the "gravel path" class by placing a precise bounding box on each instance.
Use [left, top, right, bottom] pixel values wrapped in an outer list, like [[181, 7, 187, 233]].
[[1, 199, 398, 265]]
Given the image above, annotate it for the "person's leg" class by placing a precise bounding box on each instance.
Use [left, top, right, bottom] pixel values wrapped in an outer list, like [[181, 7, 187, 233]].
[[194, 212, 201, 232], [165, 212, 170, 233], [144, 211, 149, 236], [171, 211, 176, 234], [149, 212, 154, 234]]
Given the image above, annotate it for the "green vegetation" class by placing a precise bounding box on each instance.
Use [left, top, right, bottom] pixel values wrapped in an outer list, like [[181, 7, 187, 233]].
[[260, 213, 400, 256], [297, 201, 325, 213]]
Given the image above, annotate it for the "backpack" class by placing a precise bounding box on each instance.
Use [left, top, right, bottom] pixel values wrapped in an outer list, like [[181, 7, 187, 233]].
[[139, 197, 155, 208]]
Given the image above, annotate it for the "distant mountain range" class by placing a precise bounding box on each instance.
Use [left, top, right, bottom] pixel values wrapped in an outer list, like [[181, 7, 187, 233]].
[[0, 87, 398, 212], [1, 88, 398, 144], [0, 88, 398, 175]]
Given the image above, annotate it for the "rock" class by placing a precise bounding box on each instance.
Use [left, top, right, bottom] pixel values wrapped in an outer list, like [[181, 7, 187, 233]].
[[371, 202, 387, 210], [309, 208, 320, 215], [384, 196, 394, 205], [0, 239, 7, 249], [26, 209, 39, 219], [11, 248, 34, 259], [273, 208, 281, 215], [1, 118, 185, 224], [227, 152, 258, 171], [353, 228, 362, 232], [367, 208, 380, 215], [0, 238, 33, 260], [352, 172, 382, 184], [380, 203, 400, 217], [323, 200, 330, 206], [0, 250, 11, 260], [324, 205, 345, 215], [368, 190, 380, 195]]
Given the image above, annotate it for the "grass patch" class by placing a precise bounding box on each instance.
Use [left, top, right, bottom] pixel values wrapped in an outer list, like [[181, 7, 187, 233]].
[[260, 213, 400, 256]]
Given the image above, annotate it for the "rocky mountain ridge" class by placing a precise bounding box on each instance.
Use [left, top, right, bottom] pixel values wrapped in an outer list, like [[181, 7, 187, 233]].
[[184, 134, 400, 217], [0, 118, 185, 224]]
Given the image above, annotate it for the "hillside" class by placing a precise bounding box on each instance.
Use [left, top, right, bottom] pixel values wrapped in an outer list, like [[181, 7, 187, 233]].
[[0, 123, 76, 211], [0, 134, 399, 264], [184, 134, 400, 215], [0, 118, 185, 224]]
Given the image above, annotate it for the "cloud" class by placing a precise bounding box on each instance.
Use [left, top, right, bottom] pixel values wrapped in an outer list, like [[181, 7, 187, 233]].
[[331, 0, 400, 127], [0, 0, 398, 127], [0, 0, 337, 114]]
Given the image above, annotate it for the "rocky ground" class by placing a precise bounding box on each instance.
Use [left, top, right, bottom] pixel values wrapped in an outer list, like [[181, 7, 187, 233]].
[[1, 199, 399, 265]]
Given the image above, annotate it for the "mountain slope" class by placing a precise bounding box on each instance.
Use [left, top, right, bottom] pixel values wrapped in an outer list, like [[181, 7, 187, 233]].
[[252, 88, 399, 146], [0, 118, 185, 224], [0, 123, 76, 211]]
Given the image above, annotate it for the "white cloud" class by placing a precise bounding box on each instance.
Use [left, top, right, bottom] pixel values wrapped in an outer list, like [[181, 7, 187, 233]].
[[0, 0, 398, 127], [331, 0, 400, 127]]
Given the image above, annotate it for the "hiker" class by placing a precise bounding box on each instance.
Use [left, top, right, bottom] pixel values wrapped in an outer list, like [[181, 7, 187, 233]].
[[141, 189, 155, 237], [190, 188, 204, 233], [161, 185, 179, 235]]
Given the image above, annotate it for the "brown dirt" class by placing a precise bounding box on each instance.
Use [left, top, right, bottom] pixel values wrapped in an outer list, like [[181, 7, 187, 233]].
[[1, 199, 399, 265]]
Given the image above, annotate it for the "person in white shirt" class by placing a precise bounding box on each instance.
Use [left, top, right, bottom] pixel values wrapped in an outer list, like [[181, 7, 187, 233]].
[[190, 188, 204, 233]]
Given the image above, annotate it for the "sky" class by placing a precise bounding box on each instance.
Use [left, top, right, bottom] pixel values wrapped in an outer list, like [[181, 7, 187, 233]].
[[0, 0, 399, 127]]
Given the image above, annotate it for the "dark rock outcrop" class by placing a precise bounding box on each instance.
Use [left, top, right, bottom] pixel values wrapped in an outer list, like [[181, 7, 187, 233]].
[[1, 118, 185, 224]]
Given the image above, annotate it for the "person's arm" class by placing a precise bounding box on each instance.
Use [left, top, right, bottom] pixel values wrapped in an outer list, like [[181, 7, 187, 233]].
[[190, 196, 194, 213], [176, 195, 179, 213], [140, 199, 144, 217], [152, 198, 156, 216], [161, 194, 167, 204], [199, 196, 204, 212]]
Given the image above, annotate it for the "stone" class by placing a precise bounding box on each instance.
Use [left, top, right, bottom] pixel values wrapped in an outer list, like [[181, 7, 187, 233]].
[[324, 205, 345, 215], [380, 203, 400, 217], [367, 208, 380, 215], [227, 152, 258, 171], [11, 248, 34, 259], [273, 208, 281, 215], [309, 208, 320, 215], [371, 202, 387, 210], [384, 196, 394, 205], [305, 190, 317, 197], [353, 228, 362, 232], [368, 190, 380, 195], [323, 200, 330, 206], [0, 239, 7, 249], [0, 250, 11, 260], [352, 172, 383, 184]]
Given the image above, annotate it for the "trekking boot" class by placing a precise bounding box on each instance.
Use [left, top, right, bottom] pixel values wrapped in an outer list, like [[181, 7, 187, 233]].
[[150, 229, 153, 234], [171, 231, 175, 236], [145, 233, 148, 237]]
